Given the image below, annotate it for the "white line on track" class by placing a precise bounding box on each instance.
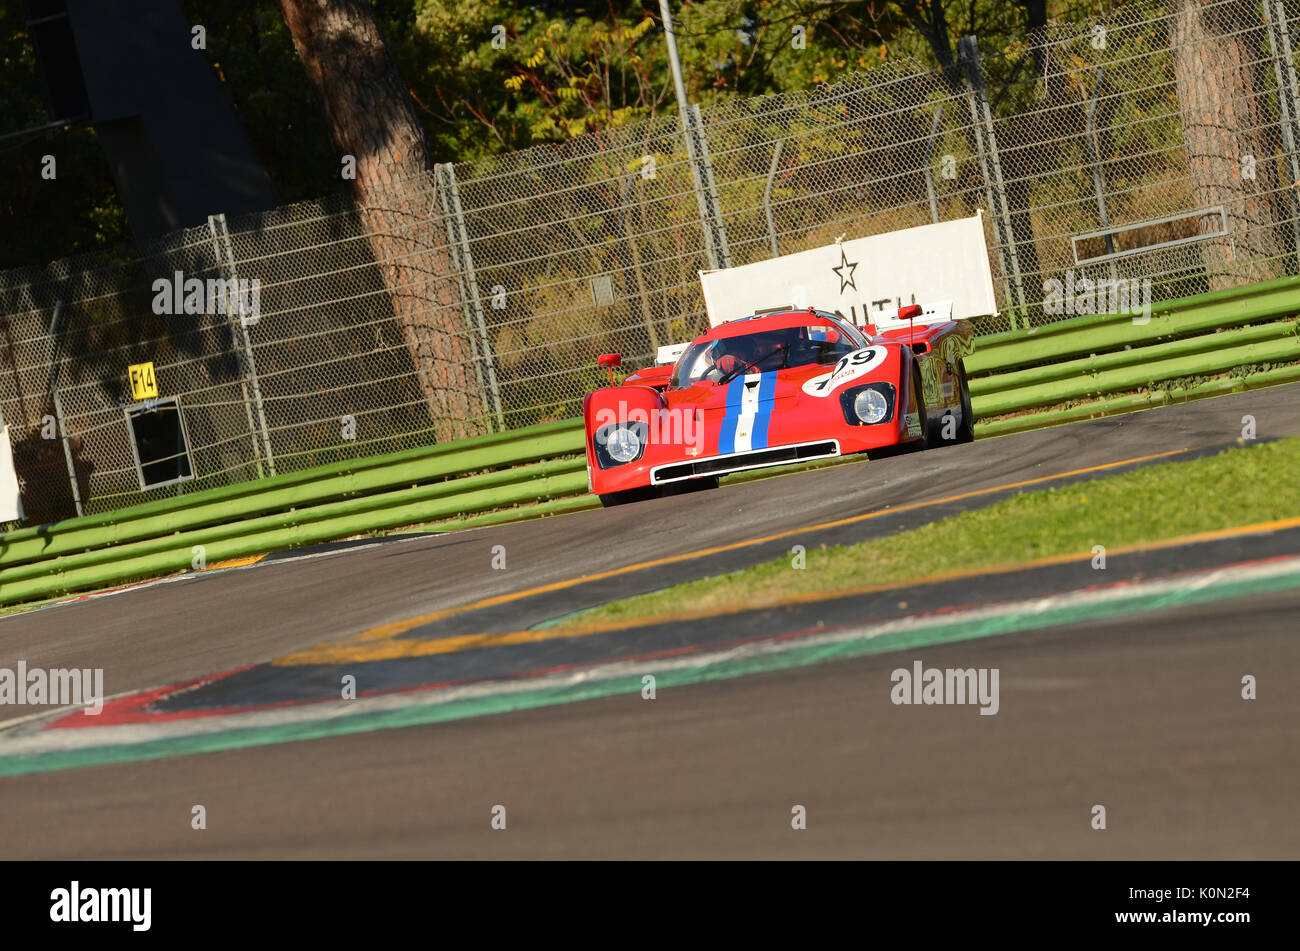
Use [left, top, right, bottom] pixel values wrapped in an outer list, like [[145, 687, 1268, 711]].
[[2, 553, 1297, 757]]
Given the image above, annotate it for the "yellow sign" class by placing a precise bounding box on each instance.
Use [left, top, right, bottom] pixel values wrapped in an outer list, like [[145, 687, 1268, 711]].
[[128, 361, 158, 400]]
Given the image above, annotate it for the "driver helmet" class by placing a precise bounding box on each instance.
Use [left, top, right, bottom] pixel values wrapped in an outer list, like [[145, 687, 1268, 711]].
[[712, 336, 754, 377]]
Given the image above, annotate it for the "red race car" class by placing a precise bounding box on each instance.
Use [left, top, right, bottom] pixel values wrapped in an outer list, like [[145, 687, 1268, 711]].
[[584, 306, 975, 505]]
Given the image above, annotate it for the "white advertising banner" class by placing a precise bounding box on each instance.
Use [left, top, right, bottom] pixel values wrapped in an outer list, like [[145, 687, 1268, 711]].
[[700, 212, 998, 328], [0, 425, 25, 524]]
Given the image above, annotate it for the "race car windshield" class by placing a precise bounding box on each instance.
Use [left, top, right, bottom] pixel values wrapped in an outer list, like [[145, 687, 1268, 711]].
[[672, 325, 857, 388]]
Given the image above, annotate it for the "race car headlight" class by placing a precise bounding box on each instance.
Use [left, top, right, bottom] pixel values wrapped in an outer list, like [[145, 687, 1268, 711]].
[[593, 422, 649, 468], [840, 383, 896, 426], [607, 427, 642, 462], [853, 388, 889, 424]]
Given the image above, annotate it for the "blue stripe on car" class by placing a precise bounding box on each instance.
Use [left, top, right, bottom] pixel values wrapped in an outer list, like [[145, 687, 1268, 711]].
[[717, 376, 745, 454], [751, 371, 777, 449]]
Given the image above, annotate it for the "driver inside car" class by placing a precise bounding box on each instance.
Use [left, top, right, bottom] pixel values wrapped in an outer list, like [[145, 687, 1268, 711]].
[[713, 334, 788, 380], [709, 337, 757, 381]]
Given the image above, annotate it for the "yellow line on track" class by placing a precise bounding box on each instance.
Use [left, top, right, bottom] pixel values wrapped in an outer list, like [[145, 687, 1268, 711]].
[[200, 554, 268, 571], [273, 448, 1197, 665], [273, 514, 1300, 665]]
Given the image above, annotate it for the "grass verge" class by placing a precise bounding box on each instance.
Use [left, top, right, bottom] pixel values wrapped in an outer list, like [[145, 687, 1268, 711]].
[[553, 436, 1300, 629]]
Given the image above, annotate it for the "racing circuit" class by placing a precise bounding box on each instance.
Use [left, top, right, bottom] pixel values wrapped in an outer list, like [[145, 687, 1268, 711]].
[[1, 384, 1297, 859]]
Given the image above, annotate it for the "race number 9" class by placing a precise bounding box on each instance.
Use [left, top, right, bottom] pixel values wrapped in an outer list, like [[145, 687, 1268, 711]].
[[831, 348, 882, 377], [802, 346, 886, 396]]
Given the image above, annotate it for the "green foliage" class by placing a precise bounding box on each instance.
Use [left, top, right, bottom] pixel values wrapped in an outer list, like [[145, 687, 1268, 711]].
[[0, 5, 128, 269], [184, 0, 344, 204], [400, 0, 920, 157], [0, 0, 1126, 266]]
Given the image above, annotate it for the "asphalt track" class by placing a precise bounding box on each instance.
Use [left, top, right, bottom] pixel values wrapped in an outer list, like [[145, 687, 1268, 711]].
[[0, 385, 1297, 857]]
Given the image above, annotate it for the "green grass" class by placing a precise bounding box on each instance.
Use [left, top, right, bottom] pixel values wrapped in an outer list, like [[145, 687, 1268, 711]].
[[555, 437, 1300, 629]]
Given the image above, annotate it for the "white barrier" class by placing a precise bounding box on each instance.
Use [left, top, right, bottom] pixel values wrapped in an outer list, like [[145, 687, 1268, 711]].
[[700, 212, 998, 329]]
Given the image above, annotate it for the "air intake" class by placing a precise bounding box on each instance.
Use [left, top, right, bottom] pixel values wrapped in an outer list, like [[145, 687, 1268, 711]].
[[652, 440, 839, 484]]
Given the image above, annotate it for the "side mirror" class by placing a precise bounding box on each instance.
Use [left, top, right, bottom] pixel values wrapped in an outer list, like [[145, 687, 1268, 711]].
[[898, 304, 923, 321], [863, 323, 878, 336], [597, 352, 621, 385]]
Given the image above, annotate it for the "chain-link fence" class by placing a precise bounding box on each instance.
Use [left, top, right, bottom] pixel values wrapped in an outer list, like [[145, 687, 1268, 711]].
[[3, 0, 1299, 527]]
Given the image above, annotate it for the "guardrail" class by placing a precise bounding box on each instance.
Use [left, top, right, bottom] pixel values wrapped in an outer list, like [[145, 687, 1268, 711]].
[[966, 274, 1300, 373], [0, 419, 586, 606], [3, 275, 1297, 607], [969, 274, 1300, 437]]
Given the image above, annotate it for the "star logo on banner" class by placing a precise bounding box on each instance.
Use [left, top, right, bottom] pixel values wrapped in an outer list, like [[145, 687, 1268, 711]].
[[832, 246, 858, 294]]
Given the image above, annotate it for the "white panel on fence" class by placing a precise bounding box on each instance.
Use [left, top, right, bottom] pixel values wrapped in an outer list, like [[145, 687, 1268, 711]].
[[0, 426, 25, 523], [699, 212, 998, 329]]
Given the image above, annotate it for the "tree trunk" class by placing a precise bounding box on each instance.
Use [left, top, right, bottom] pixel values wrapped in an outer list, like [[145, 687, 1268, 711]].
[[1170, 0, 1283, 289], [278, 0, 487, 440]]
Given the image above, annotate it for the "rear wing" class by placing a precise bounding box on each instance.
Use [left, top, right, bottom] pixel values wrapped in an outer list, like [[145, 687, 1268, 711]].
[[698, 213, 997, 330], [872, 299, 953, 330]]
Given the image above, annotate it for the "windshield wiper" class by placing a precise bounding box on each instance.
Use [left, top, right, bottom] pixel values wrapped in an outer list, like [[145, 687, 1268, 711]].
[[716, 356, 762, 386]]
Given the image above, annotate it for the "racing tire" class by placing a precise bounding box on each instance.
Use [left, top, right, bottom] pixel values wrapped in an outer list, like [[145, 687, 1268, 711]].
[[909, 360, 931, 452], [926, 359, 973, 447], [954, 359, 975, 443], [598, 485, 663, 507]]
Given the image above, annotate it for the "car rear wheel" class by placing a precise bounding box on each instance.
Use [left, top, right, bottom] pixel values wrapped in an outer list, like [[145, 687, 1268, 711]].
[[927, 360, 973, 447], [909, 361, 931, 451], [955, 359, 975, 443]]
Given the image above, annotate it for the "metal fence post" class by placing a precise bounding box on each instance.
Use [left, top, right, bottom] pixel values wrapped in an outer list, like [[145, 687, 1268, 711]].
[[1264, 0, 1300, 265], [206, 219, 261, 476], [46, 299, 83, 518], [1084, 68, 1120, 285], [923, 105, 945, 224], [676, 109, 726, 270], [434, 163, 504, 433], [764, 140, 785, 256], [658, 0, 730, 271], [208, 213, 275, 477], [689, 104, 732, 269], [959, 35, 1027, 326]]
